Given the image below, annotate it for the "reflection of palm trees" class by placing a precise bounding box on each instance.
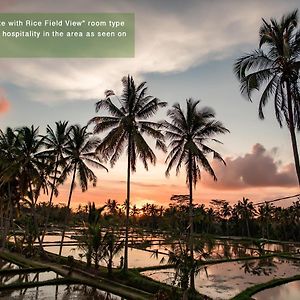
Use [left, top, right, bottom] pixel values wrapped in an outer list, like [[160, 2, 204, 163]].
[[240, 257, 277, 276], [61, 284, 119, 300]]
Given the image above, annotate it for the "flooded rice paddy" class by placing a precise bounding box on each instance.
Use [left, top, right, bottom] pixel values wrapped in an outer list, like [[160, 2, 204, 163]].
[[0, 284, 121, 300], [252, 280, 300, 300], [3, 230, 300, 299], [141, 257, 300, 299]]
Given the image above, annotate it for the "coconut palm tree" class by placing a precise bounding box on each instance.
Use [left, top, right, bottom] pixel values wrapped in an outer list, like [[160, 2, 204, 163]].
[[0, 128, 20, 248], [163, 98, 229, 291], [79, 202, 106, 267], [103, 227, 124, 275], [58, 125, 108, 257], [2, 126, 49, 252], [257, 202, 274, 239], [41, 121, 70, 243], [234, 10, 300, 185], [235, 198, 256, 237], [88, 75, 167, 271], [105, 199, 119, 216]]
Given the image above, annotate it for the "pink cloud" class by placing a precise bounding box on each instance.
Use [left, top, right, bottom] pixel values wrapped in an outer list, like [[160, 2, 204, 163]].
[[203, 143, 298, 189], [0, 88, 10, 114]]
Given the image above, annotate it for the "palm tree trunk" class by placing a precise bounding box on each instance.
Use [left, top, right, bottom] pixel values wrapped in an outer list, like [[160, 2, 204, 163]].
[[1, 183, 13, 249], [0, 197, 5, 248], [8, 183, 16, 246], [246, 219, 250, 237], [41, 157, 59, 243], [108, 256, 113, 276], [95, 252, 99, 269], [286, 80, 300, 185], [188, 153, 195, 291], [123, 135, 131, 272], [28, 181, 44, 254], [59, 164, 77, 257]]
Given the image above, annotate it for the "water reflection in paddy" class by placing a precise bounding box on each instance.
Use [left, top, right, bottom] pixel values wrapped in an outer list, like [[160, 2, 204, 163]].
[[142, 258, 300, 299], [0, 284, 121, 300], [0, 271, 59, 286], [0, 259, 20, 271], [44, 242, 167, 268], [253, 280, 300, 300]]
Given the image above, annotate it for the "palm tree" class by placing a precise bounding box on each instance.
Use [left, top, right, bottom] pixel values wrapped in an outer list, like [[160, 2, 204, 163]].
[[41, 121, 70, 243], [0, 128, 20, 248], [163, 98, 229, 291], [58, 125, 107, 257], [79, 202, 106, 267], [88, 75, 167, 271], [221, 201, 232, 236], [105, 199, 119, 216], [3, 126, 49, 253], [235, 198, 256, 237], [234, 10, 300, 184], [103, 227, 124, 275], [130, 204, 140, 224], [257, 202, 274, 239]]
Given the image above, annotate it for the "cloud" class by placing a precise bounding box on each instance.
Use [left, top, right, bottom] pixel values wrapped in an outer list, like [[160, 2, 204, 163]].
[[203, 143, 298, 189], [0, 88, 10, 114], [0, 0, 298, 103]]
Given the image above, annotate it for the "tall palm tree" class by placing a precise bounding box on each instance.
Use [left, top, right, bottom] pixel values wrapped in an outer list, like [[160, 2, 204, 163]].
[[41, 121, 70, 243], [220, 201, 232, 236], [234, 10, 300, 184], [58, 125, 107, 257], [235, 197, 256, 237], [89, 75, 167, 271], [163, 98, 229, 291], [257, 202, 274, 239]]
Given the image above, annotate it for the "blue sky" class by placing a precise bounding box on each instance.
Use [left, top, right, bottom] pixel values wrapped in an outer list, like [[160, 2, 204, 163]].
[[0, 0, 298, 207]]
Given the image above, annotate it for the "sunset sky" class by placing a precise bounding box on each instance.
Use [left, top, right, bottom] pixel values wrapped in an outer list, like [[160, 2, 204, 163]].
[[0, 0, 299, 208]]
